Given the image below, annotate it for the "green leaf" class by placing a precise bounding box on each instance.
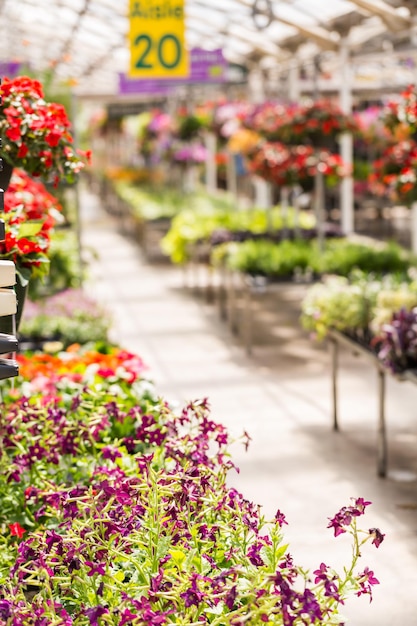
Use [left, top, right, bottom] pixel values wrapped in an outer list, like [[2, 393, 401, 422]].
[[16, 266, 31, 287], [18, 222, 44, 237]]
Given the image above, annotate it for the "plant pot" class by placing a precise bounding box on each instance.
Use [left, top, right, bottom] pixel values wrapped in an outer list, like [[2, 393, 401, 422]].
[[0, 160, 14, 191], [0, 279, 28, 335]]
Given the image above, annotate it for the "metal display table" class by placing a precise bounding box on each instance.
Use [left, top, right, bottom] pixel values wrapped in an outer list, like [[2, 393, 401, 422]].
[[222, 270, 313, 356], [328, 329, 417, 478]]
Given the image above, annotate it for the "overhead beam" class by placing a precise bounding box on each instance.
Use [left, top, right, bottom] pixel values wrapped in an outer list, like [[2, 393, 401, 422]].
[[347, 0, 410, 32], [273, 12, 339, 51], [187, 7, 284, 59], [232, 0, 339, 51]]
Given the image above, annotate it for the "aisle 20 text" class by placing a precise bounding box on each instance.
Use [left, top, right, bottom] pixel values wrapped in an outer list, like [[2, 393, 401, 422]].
[[129, 1, 189, 78]]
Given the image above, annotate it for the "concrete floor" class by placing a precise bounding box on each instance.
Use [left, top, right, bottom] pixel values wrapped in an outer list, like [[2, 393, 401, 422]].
[[81, 184, 417, 625]]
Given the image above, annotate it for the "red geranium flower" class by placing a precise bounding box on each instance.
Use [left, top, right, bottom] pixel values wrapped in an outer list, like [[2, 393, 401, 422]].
[[0, 75, 90, 184], [0, 168, 63, 285], [9, 522, 26, 538]]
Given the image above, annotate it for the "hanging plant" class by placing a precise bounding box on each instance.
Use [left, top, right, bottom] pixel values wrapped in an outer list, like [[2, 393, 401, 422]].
[[0, 76, 91, 185], [0, 168, 63, 286]]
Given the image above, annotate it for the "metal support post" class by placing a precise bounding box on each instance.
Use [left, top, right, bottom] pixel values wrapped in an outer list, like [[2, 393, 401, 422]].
[[314, 169, 325, 252], [377, 368, 387, 478], [339, 36, 354, 235], [205, 132, 217, 194]]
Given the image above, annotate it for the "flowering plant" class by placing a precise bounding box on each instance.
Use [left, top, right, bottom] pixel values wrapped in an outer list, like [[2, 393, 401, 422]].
[[0, 76, 91, 185], [270, 100, 359, 147], [10, 343, 148, 406], [372, 306, 417, 373], [19, 288, 112, 348], [175, 109, 205, 141], [243, 101, 297, 142], [301, 270, 417, 345], [369, 140, 417, 204], [0, 340, 386, 624], [227, 128, 262, 155], [138, 110, 173, 164], [248, 142, 349, 188], [209, 101, 253, 142], [382, 85, 417, 137], [172, 141, 208, 165], [0, 168, 63, 285]]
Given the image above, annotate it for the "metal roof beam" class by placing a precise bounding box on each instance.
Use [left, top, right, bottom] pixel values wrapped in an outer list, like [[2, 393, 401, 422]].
[[274, 12, 339, 51], [233, 0, 339, 51], [187, 7, 284, 59], [347, 0, 410, 32]]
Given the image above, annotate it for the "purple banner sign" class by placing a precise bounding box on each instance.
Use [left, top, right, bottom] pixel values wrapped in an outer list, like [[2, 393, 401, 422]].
[[188, 48, 227, 82], [119, 48, 227, 95]]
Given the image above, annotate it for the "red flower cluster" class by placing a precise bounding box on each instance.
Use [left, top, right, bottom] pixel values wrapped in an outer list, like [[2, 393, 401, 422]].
[[0, 76, 91, 185], [243, 102, 296, 142], [245, 100, 359, 146], [248, 142, 349, 188], [367, 87, 417, 203], [383, 85, 417, 135], [0, 168, 62, 285], [369, 140, 417, 204]]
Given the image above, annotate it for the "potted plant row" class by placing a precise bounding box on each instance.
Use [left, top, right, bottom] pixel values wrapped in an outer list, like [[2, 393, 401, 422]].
[[211, 238, 412, 284], [301, 269, 417, 374], [161, 199, 317, 266]]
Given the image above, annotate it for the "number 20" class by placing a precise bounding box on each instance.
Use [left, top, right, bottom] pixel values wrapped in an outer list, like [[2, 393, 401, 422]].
[[134, 34, 182, 70]]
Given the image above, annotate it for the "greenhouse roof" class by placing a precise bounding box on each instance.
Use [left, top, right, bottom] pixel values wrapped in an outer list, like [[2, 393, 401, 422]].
[[0, 0, 416, 99]]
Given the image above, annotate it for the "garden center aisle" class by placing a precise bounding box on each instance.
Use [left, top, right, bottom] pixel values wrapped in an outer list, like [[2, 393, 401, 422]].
[[80, 182, 417, 626]]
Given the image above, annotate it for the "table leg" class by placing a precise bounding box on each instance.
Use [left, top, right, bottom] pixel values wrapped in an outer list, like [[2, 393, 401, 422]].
[[205, 263, 213, 303], [244, 284, 253, 357], [219, 265, 227, 321], [377, 369, 387, 478], [228, 271, 238, 335], [190, 246, 199, 297], [331, 338, 339, 431]]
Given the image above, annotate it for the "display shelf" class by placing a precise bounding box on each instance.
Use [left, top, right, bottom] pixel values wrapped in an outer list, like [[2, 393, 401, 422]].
[[327, 329, 417, 478]]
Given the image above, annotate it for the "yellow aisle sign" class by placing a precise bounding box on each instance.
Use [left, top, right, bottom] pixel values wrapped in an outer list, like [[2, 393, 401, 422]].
[[129, 1, 189, 78]]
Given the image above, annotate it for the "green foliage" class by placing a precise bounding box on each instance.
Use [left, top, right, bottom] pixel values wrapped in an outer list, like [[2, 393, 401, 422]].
[[177, 114, 204, 140], [353, 160, 372, 181], [301, 271, 417, 339], [218, 238, 414, 281], [312, 240, 412, 276], [28, 229, 82, 300], [112, 181, 186, 221], [226, 239, 317, 277], [162, 199, 315, 264], [301, 275, 378, 339]]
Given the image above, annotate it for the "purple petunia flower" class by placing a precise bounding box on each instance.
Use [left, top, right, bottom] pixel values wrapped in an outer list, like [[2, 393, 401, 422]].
[[85, 561, 106, 577], [0, 600, 12, 620], [101, 446, 122, 462], [369, 527, 385, 548], [275, 509, 288, 526], [85, 605, 109, 625]]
